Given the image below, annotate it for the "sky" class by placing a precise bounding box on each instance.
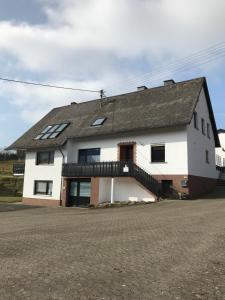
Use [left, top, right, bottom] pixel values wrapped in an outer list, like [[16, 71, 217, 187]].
[[1, 0, 225, 147]]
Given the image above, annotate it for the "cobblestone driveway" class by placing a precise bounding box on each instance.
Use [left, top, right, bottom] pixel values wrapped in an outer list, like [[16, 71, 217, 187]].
[[0, 198, 225, 300]]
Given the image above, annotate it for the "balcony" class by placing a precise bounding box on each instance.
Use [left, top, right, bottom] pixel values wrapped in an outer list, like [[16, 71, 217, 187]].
[[62, 161, 161, 197], [62, 161, 131, 178], [13, 163, 25, 176]]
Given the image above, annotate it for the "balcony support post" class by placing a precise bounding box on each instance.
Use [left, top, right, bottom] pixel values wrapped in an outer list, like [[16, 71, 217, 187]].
[[110, 177, 114, 204]]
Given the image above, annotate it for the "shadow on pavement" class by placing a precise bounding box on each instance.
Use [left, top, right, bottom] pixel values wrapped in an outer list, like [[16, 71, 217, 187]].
[[201, 186, 225, 199], [0, 203, 42, 212]]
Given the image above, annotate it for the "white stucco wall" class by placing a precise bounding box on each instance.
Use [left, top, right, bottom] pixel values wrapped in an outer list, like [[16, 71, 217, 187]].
[[23, 149, 65, 201], [67, 128, 188, 176], [187, 88, 217, 179], [99, 177, 156, 203], [215, 132, 225, 166]]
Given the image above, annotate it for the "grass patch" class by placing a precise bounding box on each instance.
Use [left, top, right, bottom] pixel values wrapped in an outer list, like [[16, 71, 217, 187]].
[[0, 196, 22, 203], [0, 160, 24, 176], [0, 161, 24, 198], [0, 176, 23, 197]]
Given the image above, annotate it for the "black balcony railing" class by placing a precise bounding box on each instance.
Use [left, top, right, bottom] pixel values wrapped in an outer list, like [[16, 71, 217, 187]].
[[62, 161, 161, 196], [13, 163, 25, 175]]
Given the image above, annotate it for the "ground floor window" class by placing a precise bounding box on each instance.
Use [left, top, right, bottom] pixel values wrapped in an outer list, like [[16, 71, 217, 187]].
[[34, 181, 53, 195]]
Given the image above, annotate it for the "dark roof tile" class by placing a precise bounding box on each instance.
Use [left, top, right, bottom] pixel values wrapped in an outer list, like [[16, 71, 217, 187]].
[[7, 77, 220, 149]]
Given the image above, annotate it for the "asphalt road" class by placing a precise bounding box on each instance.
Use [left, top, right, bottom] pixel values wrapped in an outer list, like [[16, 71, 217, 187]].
[[0, 196, 225, 299]]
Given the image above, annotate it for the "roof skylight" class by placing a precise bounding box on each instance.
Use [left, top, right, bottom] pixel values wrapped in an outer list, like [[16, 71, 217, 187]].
[[34, 123, 70, 140], [91, 117, 106, 127]]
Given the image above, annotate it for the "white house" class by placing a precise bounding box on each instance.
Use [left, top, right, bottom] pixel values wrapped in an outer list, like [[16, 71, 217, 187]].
[[216, 129, 225, 167], [7, 77, 220, 207]]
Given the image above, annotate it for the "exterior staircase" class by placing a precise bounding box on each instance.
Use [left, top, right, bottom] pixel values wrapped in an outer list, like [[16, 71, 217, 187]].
[[62, 160, 161, 197], [131, 162, 161, 197]]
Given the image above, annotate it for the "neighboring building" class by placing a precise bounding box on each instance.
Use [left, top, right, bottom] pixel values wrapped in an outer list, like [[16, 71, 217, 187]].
[[216, 129, 225, 167], [7, 77, 220, 207]]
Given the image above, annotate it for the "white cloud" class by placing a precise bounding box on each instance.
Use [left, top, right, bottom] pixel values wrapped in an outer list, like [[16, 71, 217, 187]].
[[0, 0, 225, 124]]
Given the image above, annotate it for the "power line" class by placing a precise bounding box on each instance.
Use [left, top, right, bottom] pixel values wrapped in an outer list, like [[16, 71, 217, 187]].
[[0, 76, 101, 94], [106, 41, 225, 94], [107, 42, 225, 90], [1, 41, 225, 98], [106, 49, 225, 97]]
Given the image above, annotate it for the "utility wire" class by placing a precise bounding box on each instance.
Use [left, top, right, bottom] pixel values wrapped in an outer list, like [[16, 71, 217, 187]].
[[108, 42, 225, 90], [0, 76, 101, 94], [135, 50, 225, 87], [106, 41, 225, 94], [1, 41, 225, 98], [106, 50, 225, 97]]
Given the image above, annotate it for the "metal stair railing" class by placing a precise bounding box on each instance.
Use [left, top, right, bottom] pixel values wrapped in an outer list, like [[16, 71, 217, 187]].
[[62, 160, 161, 197]]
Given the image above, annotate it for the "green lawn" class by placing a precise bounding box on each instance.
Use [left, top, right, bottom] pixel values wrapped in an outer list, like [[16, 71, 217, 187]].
[[0, 196, 22, 203]]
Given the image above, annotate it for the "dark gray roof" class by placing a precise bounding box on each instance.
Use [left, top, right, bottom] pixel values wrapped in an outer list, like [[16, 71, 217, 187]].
[[7, 77, 220, 150], [218, 129, 225, 134]]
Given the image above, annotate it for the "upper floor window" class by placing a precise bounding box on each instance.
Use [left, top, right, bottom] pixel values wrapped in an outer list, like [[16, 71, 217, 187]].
[[207, 123, 211, 139], [205, 150, 209, 164], [193, 111, 198, 129], [34, 180, 53, 195], [151, 145, 165, 163], [201, 118, 205, 135], [78, 148, 100, 163], [36, 151, 54, 165]]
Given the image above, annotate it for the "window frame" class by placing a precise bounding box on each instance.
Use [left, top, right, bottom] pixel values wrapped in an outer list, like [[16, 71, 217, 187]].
[[34, 180, 53, 195], [201, 118, 206, 135], [205, 150, 209, 164], [207, 123, 211, 139], [151, 144, 165, 163], [36, 151, 54, 165], [193, 111, 198, 129], [33, 123, 70, 140], [90, 117, 106, 127], [78, 148, 101, 163]]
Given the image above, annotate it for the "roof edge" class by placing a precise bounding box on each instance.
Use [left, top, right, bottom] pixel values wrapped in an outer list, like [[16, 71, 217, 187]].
[[202, 78, 220, 147]]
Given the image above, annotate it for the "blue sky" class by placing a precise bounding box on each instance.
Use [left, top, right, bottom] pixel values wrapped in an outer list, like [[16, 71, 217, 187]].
[[1, 0, 225, 147]]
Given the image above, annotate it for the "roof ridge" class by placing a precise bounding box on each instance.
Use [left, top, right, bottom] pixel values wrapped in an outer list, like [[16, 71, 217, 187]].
[[53, 76, 205, 111]]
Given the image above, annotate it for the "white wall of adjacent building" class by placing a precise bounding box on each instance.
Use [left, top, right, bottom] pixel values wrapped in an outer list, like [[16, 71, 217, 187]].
[[215, 132, 225, 166], [67, 128, 188, 176], [187, 88, 218, 179], [23, 149, 64, 201]]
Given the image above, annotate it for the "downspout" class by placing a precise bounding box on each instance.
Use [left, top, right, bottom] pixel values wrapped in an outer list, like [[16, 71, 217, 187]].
[[58, 146, 65, 163], [59, 146, 65, 206]]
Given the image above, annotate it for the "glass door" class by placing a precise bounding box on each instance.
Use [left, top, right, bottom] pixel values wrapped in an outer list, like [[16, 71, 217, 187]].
[[69, 181, 78, 206], [69, 179, 91, 207]]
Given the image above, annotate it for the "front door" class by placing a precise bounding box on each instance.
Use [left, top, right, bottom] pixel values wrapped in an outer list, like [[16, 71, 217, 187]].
[[119, 144, 134, 161], [69, 179, 91, 207]]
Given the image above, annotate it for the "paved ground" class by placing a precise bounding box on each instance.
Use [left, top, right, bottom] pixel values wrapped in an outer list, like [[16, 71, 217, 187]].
[[1, 194, 225, 299]]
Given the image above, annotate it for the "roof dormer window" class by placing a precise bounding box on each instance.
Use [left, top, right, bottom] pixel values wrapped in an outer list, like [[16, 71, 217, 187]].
[[34, 123, 70, 140], [91, 117, 106, 127]]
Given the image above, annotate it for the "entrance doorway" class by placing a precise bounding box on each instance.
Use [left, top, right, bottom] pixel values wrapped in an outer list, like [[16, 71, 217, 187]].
[[161, 180, 173, 197], [69, 179, 91, 207], [119, 144, 134, 161]]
